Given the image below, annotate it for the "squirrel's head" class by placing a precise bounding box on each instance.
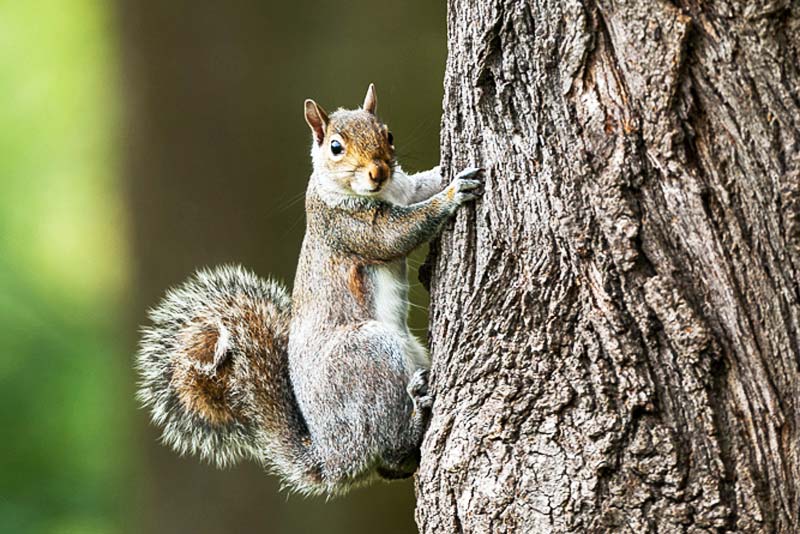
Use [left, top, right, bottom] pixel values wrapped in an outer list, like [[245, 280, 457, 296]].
[[304, 84, 396, 198]]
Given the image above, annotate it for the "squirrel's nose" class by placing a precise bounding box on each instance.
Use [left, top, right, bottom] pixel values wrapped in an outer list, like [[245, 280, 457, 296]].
[[367, 161, 390, 184]]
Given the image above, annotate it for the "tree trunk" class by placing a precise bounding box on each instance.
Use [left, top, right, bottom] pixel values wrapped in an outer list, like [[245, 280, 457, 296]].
[[416, 1, 800, 532]]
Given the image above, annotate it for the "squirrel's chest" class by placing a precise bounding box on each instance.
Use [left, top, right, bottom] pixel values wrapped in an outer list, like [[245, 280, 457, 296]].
[[368, 263, 409, 329]]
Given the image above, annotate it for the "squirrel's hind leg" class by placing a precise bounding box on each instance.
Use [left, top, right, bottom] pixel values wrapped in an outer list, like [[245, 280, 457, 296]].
[[376, 368, 433, 480], [294, 322, 430, 488]]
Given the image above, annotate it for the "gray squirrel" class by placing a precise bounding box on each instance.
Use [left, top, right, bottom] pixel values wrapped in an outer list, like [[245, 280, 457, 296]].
[[136, 84, 483, 496]]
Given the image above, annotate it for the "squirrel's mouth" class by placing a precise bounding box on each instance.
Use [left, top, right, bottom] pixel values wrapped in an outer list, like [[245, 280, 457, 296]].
[[351, 182, 383, 195], [350, 172, 390, 196]]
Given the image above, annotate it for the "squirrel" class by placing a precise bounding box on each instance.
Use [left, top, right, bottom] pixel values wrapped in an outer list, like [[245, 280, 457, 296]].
[[136, 84, 483, 496]]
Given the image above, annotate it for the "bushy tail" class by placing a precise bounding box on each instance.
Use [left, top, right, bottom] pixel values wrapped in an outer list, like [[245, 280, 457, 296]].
[[136, 265, 321, 492]]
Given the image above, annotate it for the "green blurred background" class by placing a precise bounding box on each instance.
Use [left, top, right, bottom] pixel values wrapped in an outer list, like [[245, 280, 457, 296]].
[[0, 1, 446, 532]]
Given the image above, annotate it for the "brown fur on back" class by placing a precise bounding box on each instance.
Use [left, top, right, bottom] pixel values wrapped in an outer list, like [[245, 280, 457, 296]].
[[347, 263, 368, 307]]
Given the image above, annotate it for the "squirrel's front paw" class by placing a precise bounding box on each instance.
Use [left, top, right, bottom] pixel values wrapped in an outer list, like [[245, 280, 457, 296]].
[[446, 167, 484, 205]]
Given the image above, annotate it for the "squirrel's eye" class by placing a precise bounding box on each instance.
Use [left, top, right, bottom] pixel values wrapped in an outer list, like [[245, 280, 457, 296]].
[[387, 132, 394, 146], [330, 139, 343, 156]]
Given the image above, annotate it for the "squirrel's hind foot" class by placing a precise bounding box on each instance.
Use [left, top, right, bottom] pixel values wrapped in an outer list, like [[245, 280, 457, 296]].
[[408, 368, 434, 431], [377, 448, 421, 480]]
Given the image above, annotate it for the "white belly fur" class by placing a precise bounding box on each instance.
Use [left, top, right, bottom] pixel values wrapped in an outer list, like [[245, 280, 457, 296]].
[[373, 264, 430, 371], [373, 265, 408, 329]]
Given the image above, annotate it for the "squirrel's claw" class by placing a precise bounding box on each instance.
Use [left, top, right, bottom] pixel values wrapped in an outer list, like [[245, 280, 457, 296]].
[[407, 368, 430, 399], [455, 166, 483, 181], [408, 369, 434, 414], [450, 173, 485, 206], [458, 179, 482, 191], [450, 166, 485, 205]]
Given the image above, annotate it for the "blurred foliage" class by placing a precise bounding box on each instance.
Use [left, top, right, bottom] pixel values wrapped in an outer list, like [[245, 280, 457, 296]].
[[0, 1, 131, 533]]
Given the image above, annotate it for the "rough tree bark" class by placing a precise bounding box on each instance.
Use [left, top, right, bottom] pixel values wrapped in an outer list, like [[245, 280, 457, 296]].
[[416, 1, 800, 532]]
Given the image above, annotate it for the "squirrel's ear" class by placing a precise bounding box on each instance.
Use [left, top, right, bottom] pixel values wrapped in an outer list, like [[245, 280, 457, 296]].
[[304, 99, 329, 145], [362, 83, 377, 114]]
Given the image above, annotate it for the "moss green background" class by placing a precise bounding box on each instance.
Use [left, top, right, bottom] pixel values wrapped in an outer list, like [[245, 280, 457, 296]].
[[0, 1, 446, 532]]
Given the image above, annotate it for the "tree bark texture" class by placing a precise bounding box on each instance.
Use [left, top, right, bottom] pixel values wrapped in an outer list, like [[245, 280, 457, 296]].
[[417, 1, 800, 532]]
